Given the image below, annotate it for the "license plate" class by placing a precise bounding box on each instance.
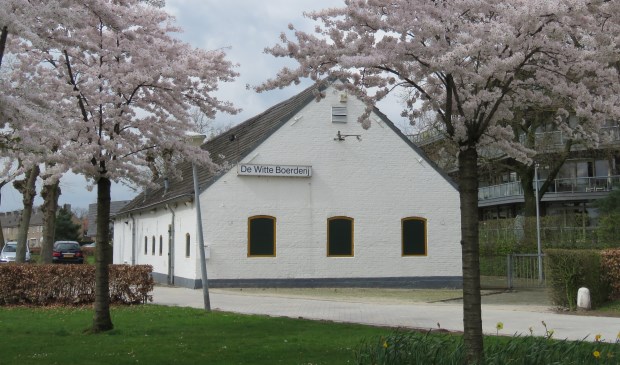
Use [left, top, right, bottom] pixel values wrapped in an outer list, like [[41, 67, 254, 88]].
[[64, 253, 74, 258]]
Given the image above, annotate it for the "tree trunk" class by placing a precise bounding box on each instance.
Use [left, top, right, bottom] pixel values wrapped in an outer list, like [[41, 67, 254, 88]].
[[13, 166, 40, 263], [458, 147, 484, 364], [0, 26, 8, 69], [0, 181, 7, 248], [521, 168, 536, 218], [40, 181, 61, 264], [92, 176, 113, 332]]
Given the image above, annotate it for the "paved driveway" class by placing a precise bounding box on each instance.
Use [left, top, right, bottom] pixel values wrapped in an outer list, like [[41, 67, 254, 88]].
[[152, 286, 620, 343]]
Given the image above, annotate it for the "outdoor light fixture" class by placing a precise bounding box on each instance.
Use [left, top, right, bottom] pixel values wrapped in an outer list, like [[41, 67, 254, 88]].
[[334, 130, 361, 141]]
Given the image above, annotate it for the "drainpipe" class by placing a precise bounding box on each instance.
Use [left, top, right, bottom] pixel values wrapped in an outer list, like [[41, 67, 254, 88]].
[[166, 204, 176, 285], [130, 213, 136, 265]]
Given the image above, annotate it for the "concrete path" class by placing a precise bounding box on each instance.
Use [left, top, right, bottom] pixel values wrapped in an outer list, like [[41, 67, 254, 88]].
[[151, 286, 620, 343]]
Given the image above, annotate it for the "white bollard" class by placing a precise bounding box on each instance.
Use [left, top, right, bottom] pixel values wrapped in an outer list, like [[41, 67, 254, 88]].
[[577, 287, 591, 310]]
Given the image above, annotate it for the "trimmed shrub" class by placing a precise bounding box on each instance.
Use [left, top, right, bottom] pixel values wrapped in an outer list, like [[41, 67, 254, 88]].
[[601, 249, 620, 300], [0, 264, 153, 306], [545, 249, 610, 310]]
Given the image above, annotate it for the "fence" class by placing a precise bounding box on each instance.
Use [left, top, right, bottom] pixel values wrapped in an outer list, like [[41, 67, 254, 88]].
[[480, 254, 546, 289]]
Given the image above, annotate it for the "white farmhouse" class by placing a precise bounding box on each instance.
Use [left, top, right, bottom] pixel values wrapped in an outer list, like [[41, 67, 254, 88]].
[[112, 83, 462, 289]]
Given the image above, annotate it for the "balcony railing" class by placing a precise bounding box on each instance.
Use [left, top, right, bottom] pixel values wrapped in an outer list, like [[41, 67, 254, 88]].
[[479, 175, 620, 201], [519, 126, 620, 148], [410, 125, 620, 148]]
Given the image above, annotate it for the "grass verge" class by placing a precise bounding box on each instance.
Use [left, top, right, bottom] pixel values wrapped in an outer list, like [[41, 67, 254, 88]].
[[0, 305, 391, 365]]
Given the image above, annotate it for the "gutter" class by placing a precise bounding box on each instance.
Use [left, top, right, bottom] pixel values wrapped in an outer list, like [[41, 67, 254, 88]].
[[117, 193, 193, 216]]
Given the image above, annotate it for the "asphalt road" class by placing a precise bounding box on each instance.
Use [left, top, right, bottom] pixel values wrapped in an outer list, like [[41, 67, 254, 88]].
[[151, 286, 620, 343]]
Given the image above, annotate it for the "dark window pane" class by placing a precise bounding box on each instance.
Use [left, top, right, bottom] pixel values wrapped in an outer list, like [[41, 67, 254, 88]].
[[328, 218, 353, 256], [249, 217, 275, 256], [403, 218, 426, 255]]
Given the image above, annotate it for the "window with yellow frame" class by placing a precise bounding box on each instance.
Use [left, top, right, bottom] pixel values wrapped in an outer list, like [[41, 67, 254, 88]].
[[248, 215, 276, 257], [327, 216, 354, 257], [402, 217, 427, 256]]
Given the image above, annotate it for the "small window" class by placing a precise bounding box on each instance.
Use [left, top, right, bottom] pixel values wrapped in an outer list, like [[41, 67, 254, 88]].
[[151, 236, 156, 255], [327, 216, 353, 256], [159, 235, 163, 256], [185, 233, 190, 257], [402, 217, 427, 256], [144, 236, 148, 255], [248, 216, 276, 257], [332, 106, 347, 123]]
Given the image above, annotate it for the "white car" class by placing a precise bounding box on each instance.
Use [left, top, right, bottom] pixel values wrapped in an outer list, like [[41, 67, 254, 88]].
[[0, 241, 32, 263]]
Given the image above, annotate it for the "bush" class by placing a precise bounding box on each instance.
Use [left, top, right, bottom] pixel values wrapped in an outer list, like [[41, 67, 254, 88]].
[[355, 331, 464, 365], [545, 249, 610, 310], [0, 264, 153, 306], [596, 213, 620, 246], [601, 249, 620, 300], [355, 331, 619, 365]]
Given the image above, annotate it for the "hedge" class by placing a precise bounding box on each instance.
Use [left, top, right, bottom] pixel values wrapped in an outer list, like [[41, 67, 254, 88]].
[[601, 248, 620, 300], [545, 249, 610, 310], [0, 264, 154, 306]]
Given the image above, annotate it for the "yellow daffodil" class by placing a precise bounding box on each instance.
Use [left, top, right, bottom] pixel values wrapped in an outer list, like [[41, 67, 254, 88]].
[[593, 350, 601, 359], [383, 341, 389, 349], [496, 322, 504, 331], [595, 334, 602, 342]]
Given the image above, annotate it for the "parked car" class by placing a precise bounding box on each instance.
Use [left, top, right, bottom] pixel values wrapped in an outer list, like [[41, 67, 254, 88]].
[[0, 241, 31, 263], [52, 241, 84, 264]]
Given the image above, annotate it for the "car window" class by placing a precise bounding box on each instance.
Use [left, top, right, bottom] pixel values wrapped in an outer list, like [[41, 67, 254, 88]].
[[54, 242, 80, 251], [3, 244, 17, 252]]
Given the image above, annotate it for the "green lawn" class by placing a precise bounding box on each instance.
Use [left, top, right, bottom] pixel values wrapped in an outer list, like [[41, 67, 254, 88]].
[[0, 305, 391, 365]]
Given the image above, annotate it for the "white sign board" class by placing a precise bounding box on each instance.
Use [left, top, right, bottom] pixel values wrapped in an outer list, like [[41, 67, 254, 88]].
[[238, 164, 312, 178]]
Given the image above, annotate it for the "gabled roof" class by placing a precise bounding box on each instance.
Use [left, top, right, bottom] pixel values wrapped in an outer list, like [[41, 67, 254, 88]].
[[118, 82, 456, 215], [118, 84, 324, 215], [0, 207, 44, 228], [87, 200, 131, 236]]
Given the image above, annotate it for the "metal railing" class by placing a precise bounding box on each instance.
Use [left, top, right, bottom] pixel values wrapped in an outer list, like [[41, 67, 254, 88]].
[[519, 126, 620, 148], [410, 125, 620, 148], [507, 254, 545, 289], [479, 175, 620, 201], [480, 254, 546, 289], [406, 128, 445, 146]]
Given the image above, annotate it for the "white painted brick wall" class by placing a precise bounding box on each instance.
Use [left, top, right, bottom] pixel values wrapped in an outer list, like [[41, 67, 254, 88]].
[[114, 204, 200, 280], [114, 85, 462, 282], [201, 86, 462, 280]]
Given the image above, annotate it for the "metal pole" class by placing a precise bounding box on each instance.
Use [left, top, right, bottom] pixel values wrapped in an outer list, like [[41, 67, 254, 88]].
[[193, 162, 211, 311], [534, 163, 543, 284]]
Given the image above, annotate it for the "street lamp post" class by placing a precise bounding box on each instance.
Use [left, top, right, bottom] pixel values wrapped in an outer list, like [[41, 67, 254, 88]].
[[534, 163, 543, 284], [189, 134, 211, 312]]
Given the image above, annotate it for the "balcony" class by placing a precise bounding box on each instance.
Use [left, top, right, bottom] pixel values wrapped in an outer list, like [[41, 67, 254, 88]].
[[479, 176, 620, 204], [409, 126, 620, 150]]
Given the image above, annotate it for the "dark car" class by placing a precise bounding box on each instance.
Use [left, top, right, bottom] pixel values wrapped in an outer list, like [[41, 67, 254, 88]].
[[52, 241, 84, 264]]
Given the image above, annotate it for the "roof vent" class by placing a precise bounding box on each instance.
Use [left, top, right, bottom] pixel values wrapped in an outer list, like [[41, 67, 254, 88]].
[[332, 106, 347, 123]]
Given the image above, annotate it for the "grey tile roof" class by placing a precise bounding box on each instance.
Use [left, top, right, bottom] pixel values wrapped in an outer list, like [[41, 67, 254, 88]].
[[0, 207, 44, 228], [118, 83, 324, 215], [87, 200, 131, 236], [118, 82, 457, 215]]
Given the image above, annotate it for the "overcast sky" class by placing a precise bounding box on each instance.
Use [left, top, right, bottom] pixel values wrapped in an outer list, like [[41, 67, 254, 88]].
[[0, 0, 410, 213]]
